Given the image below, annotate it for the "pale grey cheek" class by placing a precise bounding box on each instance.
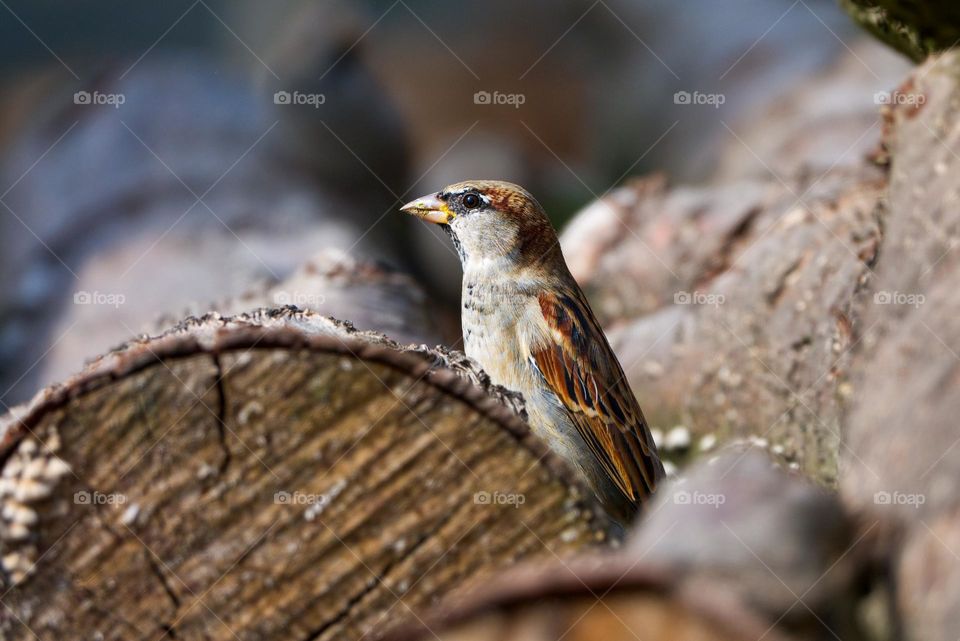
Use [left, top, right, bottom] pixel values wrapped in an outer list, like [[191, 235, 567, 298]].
[[449, 216, 476, 239], [451, 215, 520, 264]]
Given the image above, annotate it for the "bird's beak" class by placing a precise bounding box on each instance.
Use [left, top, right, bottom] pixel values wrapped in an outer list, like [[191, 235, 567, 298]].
[[400, 193, 454, 224]]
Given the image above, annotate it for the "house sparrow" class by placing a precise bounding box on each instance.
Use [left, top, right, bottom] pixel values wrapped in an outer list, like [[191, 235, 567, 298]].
[[401, 180, 664, 525]]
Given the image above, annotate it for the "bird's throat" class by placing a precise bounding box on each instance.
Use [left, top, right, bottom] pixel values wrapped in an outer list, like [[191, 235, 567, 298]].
[[440, 224, 467, 263]]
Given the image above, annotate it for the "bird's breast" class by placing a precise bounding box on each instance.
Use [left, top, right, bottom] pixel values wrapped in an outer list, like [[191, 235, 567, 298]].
[[462, 280, 530, 391], [460, 279, 598, 485]]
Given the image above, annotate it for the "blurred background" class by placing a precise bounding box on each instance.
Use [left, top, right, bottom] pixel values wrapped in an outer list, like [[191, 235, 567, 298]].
[[0, 0, 909, 406]]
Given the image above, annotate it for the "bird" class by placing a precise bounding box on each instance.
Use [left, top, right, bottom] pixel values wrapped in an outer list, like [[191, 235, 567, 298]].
[[401, 180, 665, 526]]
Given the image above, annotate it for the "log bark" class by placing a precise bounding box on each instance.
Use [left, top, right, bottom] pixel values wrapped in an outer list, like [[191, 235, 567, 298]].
[[551, 48, 960, 641], [840, 50, 960, 641], [0, 311, 610, 641], [560, 164, 885, 485]]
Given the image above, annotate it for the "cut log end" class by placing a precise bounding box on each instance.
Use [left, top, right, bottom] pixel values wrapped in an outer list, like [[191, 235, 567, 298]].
[[0, 311, 612, 641]]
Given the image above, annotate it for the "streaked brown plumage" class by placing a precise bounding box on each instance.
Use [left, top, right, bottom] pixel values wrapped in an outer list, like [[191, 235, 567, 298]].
[[401, 180, 664, 525]]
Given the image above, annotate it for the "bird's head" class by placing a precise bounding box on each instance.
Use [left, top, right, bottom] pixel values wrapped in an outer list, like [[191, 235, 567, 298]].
[[400, 180, 559, 269]]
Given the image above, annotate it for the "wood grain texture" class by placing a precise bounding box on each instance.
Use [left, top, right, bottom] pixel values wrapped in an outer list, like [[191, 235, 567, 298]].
[[0, 312, 610, 641]]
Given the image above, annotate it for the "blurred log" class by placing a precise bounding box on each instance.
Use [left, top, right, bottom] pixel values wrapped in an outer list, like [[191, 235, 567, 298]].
[[556, 45, 960, 641], [211, 249, 451, 345], [561, 164, 885, 484], [896, 511, 960, 640], [235, 0, 411, 200], [0, 50, 412, 407], [711, 38, 910, 183], [554, 30, 922, 487], [629, 450, 869, 640], [0, 311, 610, 641], [387, 553, 792, 641], [840, 0, 960, 62], [48, 248, 451, 390], [840, 51, 960, 641]]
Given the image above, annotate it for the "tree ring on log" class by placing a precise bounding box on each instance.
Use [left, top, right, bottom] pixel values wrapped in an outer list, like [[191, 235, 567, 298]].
[[0, 313, 612, 641]]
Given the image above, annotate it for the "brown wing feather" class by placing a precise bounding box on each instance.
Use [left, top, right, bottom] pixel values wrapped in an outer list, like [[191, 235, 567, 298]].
[[532, 288, 664, 505]]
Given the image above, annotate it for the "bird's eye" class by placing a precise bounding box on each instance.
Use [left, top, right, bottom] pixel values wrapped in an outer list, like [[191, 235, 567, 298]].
[[462, 193, 481, 209]]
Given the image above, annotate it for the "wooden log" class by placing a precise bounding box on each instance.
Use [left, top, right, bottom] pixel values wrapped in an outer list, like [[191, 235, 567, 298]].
[[841, 50, 960, 641], [629, 450, 869, 640], [840, 0, 960, 62], [560, 165, 885, 485], [385, 557, 792, 641], [48, 248, 452, 395], [0, 311, 610, 641], [0, 52, 411, 406], [387, 449, 878, 641]]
